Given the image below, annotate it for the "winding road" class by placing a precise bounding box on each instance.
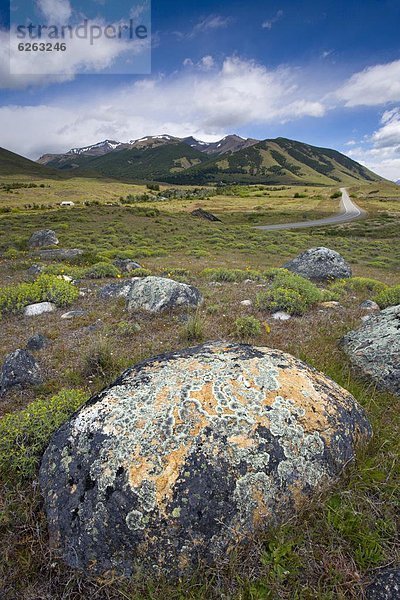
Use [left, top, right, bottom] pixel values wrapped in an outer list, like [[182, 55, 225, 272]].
[[255, 187, 366, 231]]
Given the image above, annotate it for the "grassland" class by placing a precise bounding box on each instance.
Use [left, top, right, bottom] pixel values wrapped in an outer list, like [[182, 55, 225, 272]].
[[0, 178, 399, 599]]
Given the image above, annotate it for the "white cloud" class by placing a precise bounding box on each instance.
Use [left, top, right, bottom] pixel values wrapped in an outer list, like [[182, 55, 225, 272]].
[[336, 59, 400, 107], [36, 0, 72, 24], [174, 14, 233, 40], [262, 10, 283, 30], [0, 55, 326, 159], [183, 55, 215, 71]]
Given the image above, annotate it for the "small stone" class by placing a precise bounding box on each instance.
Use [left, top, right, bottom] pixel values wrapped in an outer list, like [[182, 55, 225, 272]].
[[320, 301, 341, 309], [272, 311, 291, 321], [360, 300, 380, 311], [209, 282, 223, 287], [98, 281, 133, 300], [0, 349, 42, 395], [24, 302, 56, 317], [61, 310, 86, 320], [191, 208, 221, 222], [240, 300, 253, 307], [26, 333, 50, 351], [57, 275, 73, 283], [27, 264, 43, 277], [113, 259, 142, 273], [28, 229, 59, 248]]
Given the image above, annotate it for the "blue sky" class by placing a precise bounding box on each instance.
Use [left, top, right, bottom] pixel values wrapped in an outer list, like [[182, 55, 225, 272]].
[[1, 0, 400, 179]]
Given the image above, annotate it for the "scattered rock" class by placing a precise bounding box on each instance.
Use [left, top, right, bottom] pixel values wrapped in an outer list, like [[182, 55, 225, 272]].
[[28, 229, 59, 248], [191, 208, 222, 222], [360, 300, 380, 311], [127, 276, 203, 313], [98, 281, 133, 300], [0, 349, 42, 395], [33, 249, 83, 261], [366, 568, 400, 599], [113, 258, 142, 273], [24, 302, 56, 317], [240, 300, 253, 307], [342, 305, 400, 396], [283, 247, 352, 281], [26, 264, 43, 278], [320, 301, 341, 309], [26, 333, 50, 351], [58, 275, 74, 283], [272, 311, 291, 321], [39, 341, 371, 578], [209, 281, 223, 287], [61, 310, 86, 320]]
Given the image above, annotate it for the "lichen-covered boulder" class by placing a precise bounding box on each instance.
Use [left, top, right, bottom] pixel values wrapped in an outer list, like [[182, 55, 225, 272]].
[[366, 568, 400, 599], [283, 247, 352, 281], [0, 349, 42, 395], [342, 305, 400, 396], [28, 229, 59, 248], [98, 281, 133, 300], [34, 248, 83, 261], [39, 342, 371, 578], [126, 276, 202, 313]]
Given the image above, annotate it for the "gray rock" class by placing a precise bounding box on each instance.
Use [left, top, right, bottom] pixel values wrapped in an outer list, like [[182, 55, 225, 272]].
[[191, 208, 221, 222], [366, 568, 400, 599], [113, 258, 142, 273], [98, 281, 133, 300], [342, 305, 400, 396], [360, 300, 380, 311], [26, 333, 50, 351], [0, 349, 42, 395], [24, 302, 56, 316], [272, 311, 291, 321], [27, 264, 43, 278], [61, 310, 86, 320], [33, 248, 83, 261], [127, 276, 203, 313], [39, 341, 371, 578], [28, 229, 59, 248], [240, 300, 253, 307], [283, 247, 352, 281]]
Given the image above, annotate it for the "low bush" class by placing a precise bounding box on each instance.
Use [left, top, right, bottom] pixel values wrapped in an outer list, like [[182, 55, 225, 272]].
[[330, 277, 388, 296], [82, 338, 124, 383], [0, 389, 86, 481], [84, 262, 121, 279], [0, 274, 79, 314], [256, 269, 323, 315], [374, 284, 400, 308], [181, 312, 204, 342], [234, 316, 262, 340]]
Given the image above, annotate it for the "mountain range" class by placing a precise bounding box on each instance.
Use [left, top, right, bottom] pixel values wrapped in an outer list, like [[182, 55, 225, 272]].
[[0, 134, 384, 186]]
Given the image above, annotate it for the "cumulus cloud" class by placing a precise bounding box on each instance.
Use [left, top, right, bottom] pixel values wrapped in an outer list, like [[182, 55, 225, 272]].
[[262, 10, 283, 30], [0, 55, 327, 159], [336, 59, 400, 107]]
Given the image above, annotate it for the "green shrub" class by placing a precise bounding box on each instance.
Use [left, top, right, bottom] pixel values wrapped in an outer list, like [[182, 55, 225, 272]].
[[256, 269, 323, 315], [0, 274, 79, 314], [42, 263, 84, 279], [201, 267, 263, 282], [122, 268, 152, 278], [82, 339, 123, 382], [330, 277, 388, 296], [374, 284, 400, 309], [84, 262, 121, 279], [234, 316, 262, 340], [330, 191, 342, 199], [0, 389, 86, 481]]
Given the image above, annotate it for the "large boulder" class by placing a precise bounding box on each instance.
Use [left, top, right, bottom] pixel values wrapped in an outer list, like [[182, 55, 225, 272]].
[[283, 247, 352, 281], [28, 229, 59, 248], [24, 302, 56, 316], [39, 342, 371, 578], [98, 281, 133, 300], [126, 276, 202, 313], [0, 349, 42, 395], [342, 305, 400, 396], [33, 249, 83, 261]]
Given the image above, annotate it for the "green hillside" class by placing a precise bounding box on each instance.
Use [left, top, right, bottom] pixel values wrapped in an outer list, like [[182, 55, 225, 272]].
[[0, 147, 63, 179], [164, 138, 383, 185], [76, 143, 208, 180]]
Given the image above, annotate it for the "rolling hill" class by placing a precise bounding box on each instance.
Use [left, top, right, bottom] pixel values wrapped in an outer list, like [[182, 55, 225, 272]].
[[0, 147, 64, 178]]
